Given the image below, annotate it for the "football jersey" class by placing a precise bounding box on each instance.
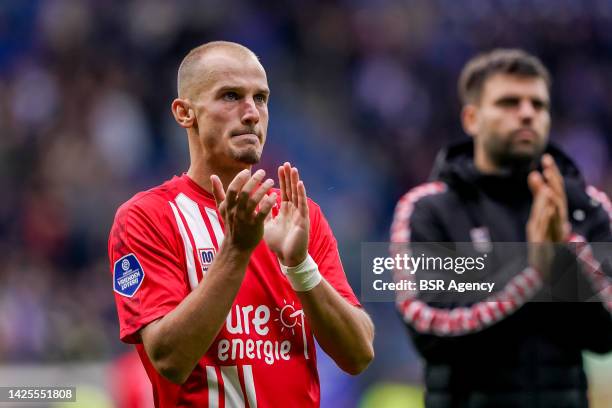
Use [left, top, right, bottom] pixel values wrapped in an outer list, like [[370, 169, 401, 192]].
[[108, 173, 360, 407]]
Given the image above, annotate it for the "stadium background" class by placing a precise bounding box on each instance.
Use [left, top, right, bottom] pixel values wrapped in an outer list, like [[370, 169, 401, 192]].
[[1, 0, 612, 406]]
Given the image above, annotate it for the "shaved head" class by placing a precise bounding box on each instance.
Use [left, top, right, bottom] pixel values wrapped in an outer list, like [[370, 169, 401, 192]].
[[177, 41, 261, 99]]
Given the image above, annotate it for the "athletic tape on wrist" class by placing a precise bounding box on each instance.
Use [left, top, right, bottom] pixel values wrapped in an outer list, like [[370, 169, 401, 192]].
[[279, 254, 322, 292]]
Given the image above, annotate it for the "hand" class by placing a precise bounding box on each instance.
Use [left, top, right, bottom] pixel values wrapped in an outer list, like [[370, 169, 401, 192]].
[[526, 171, 556, 277], [527, 169, 555, 242], [211, 169, 277, 252], [541, 154, 570, 242], [264, 162, 310, 267], [527, 155, 571, 278]]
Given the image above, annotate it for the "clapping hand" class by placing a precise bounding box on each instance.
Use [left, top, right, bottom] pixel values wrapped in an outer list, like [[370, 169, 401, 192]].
[[526, 154, 570, 276], [211, 169, 277, 252], [527, 154, 570, 243], [264, 162, 310, 267]]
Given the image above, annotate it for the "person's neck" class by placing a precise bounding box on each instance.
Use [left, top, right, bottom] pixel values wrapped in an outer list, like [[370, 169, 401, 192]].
[[187, 160, 251, 195], [473, 150, 534, 176], [473, 152, 501, 175]]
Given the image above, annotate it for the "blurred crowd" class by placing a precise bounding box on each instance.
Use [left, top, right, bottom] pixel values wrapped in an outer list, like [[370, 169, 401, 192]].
[[1, 0, 612, 403]]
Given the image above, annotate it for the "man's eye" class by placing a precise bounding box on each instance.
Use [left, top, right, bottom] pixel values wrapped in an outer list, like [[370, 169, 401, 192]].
[[254, 94, 267, 103], [223, 92, 239, 101], [497, 98, 519, 107], [532, 100, 548, 110]]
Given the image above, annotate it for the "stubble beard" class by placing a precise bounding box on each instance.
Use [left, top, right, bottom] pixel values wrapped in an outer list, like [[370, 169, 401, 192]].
[[230, 146, 261, 165], [485, 130, 547, 170]]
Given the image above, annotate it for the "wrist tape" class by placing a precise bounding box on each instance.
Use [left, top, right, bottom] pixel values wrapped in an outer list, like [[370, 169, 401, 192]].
[[279, 254, 322, 292]]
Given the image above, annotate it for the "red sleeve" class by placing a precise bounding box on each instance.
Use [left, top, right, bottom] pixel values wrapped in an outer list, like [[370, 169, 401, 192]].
[[108, 194, 189, 343], [307, 199, 361, 307]]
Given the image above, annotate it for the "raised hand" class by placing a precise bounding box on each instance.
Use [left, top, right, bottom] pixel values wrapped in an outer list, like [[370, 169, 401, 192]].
[[527, 154, 569, 243], [527, 170, 554, 242], [211, 169, 277, 252], [526, 169, 556, 276], [541, 154, 570, 242], [264, 162, 310, 267], [526, 154, 571, 277]]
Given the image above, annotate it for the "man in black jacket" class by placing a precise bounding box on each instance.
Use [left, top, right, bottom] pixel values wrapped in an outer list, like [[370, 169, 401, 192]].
[[391, 49, 612, 407]]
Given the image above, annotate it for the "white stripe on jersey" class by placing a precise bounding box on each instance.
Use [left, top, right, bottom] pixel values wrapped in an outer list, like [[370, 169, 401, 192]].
[[220, 365, 245, 408], [169, 201, 198, 290], [242, 365, 257, 408], [205, 207, 225, 247], [175, 193, 216, 277], [206, 366, 219, 408]]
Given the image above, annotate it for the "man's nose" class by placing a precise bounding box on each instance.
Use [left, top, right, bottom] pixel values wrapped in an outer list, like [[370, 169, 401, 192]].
[[241, 98, 260, 125], [518, 99, 536, 122]]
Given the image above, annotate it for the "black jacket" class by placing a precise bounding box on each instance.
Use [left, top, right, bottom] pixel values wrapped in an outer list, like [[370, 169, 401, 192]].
[[391, 141, 612, 408]]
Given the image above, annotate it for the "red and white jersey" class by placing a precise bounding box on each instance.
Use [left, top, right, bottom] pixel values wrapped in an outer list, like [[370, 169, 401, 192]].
[[108, 174, 360, 408]]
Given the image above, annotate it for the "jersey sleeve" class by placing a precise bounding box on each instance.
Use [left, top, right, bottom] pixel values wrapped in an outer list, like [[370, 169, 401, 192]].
[[391, 183, 543, 338], [108, 194, 188, 343], [307, 200, 361, 307], [567, 186, 612, 317]]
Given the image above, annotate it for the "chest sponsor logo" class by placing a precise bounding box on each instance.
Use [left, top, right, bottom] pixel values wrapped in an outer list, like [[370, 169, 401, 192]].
[[218, 300, 309, 365], [199, 248, 216, 273], [113, 253, 145, 297]]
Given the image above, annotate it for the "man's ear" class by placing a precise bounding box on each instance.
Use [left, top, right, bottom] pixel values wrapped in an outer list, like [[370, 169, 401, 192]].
[[171, 98, 195, 129], [461, 104, 479, 138]]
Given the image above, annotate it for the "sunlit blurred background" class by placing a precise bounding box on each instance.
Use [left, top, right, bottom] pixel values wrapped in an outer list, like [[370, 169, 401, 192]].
[[1, 1, 612, 407]]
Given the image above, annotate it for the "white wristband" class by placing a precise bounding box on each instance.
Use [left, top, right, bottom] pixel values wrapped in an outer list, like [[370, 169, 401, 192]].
[[279, 254, 322, 292]]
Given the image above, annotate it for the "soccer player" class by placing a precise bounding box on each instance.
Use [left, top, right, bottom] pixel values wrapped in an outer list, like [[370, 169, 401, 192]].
[[109, 41, 374, 407], [391, 49, 612, 407]]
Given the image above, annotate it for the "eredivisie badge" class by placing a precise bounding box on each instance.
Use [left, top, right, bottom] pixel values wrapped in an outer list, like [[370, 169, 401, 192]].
[[113, 253, 145, 297]]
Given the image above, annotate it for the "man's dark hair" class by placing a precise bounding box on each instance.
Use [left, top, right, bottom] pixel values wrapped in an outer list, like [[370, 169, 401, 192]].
[[458, 48, 551, 105]]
